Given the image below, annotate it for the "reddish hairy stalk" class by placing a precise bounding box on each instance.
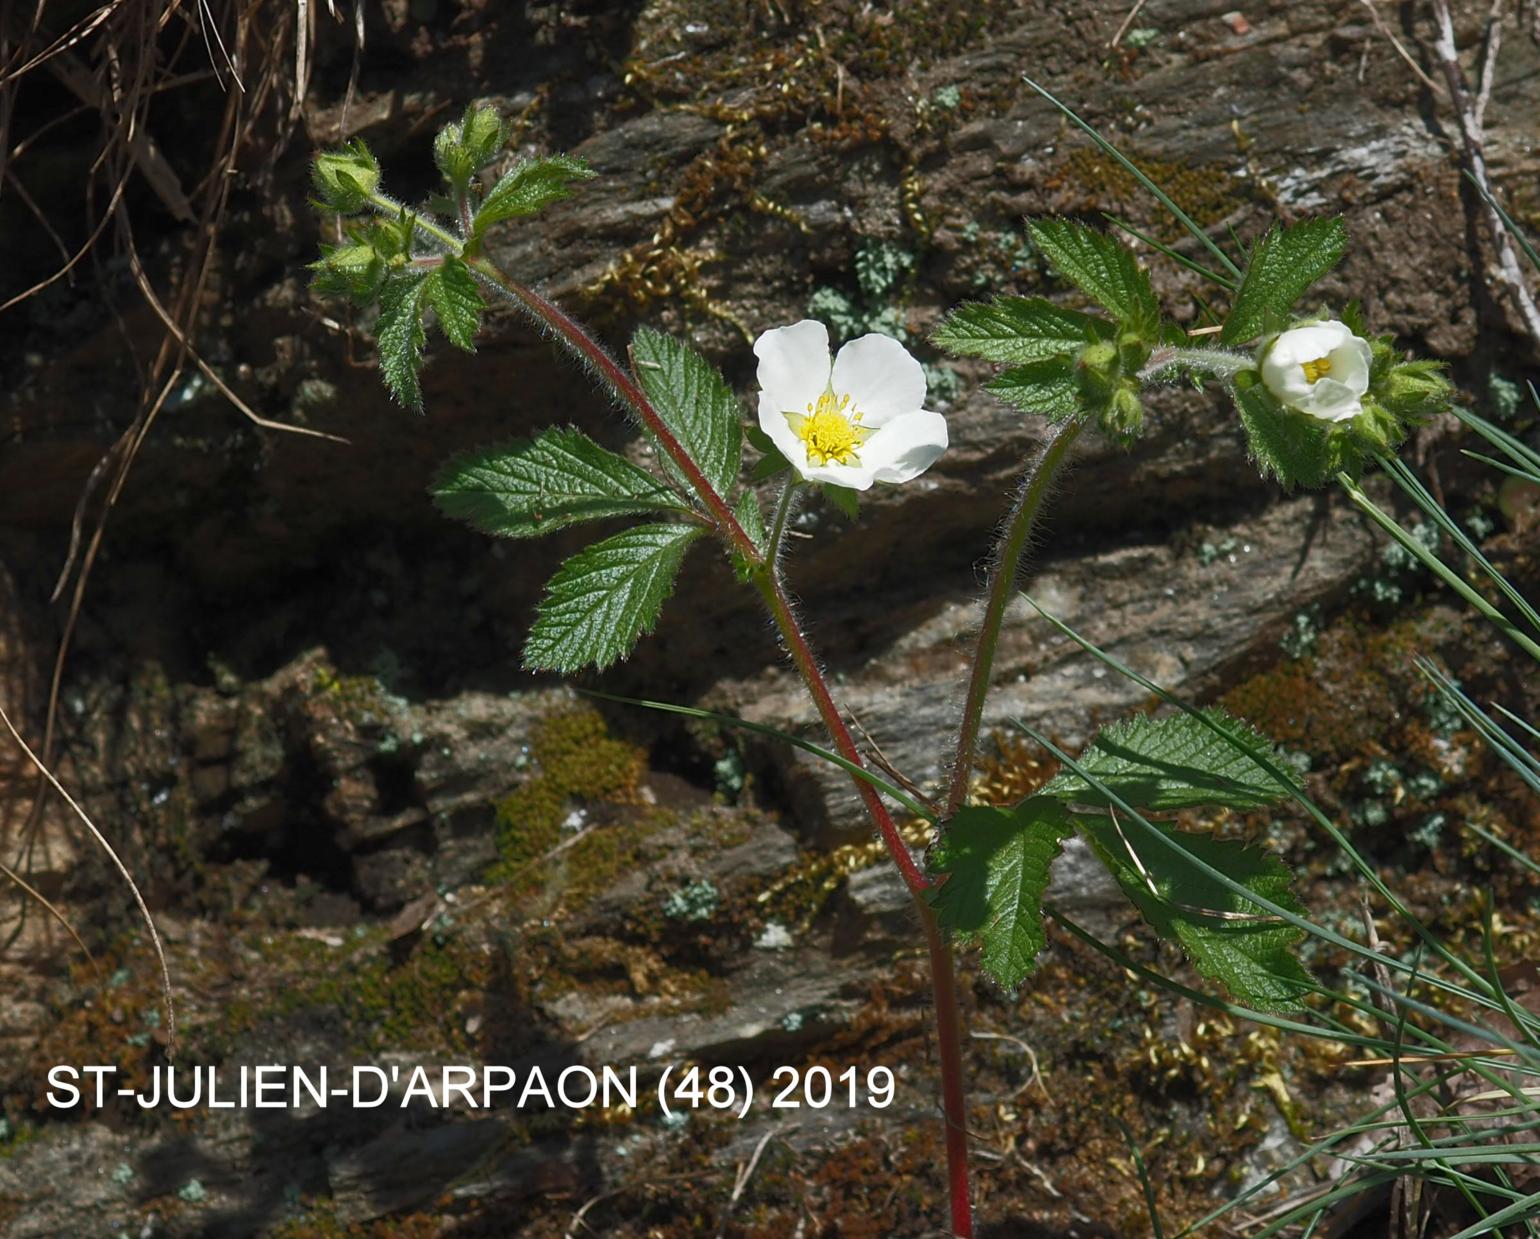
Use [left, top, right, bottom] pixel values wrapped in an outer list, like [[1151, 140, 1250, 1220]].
[[391, 190, 975, 1232], [754, 572, 974, 1236], [470, 259, 763, 565]]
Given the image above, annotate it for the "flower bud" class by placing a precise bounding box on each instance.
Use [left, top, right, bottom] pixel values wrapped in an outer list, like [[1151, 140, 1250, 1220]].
[[1076, 339, 1121, 403], [312, 141, 380, 213], [1380, 359, 1454, 421], [1105, 382, 1145, 438]]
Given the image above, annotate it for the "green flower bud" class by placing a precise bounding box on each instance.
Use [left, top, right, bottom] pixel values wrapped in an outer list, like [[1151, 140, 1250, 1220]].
[[1117, 330, 1150, 373], [1076, 339, 1121, 403], [312, 141, 380, 213], [1104, 382, 1144, 438], [1379, 359, 1454, 421], [1348, 396, 1398, 451]]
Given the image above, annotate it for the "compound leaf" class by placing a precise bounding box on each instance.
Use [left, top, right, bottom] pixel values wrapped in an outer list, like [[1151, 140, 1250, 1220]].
[[1222, 218, 1348, 345], [1080, 817, 1312, 1011], [377, 270, 429, 411], [1029, 218, 1160, 335], [631, 328, 742, 499], [933, 296, 1108, 364], [1041, 708, 1302, 812]]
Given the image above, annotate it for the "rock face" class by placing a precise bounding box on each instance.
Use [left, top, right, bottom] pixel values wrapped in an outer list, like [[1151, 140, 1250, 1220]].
[[0, 0, 1536, 1234]]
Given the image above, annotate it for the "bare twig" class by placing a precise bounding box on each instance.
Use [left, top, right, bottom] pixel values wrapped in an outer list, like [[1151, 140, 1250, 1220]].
[[971, 1029, 1052, 1102], [1357, 0, 1445, 95], [716, 1126, 792, 1238], [1110, 0, 1150, 47], [1429, 0, 1540, 346]]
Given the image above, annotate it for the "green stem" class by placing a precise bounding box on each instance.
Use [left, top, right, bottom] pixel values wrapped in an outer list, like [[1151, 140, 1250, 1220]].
[[766, 478, 800, 565], [943, 422, 1082, 819]]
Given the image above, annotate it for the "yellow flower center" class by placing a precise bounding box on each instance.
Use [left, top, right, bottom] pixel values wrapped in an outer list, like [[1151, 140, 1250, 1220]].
[[786, 390, 872, 467], [1300, 355, 1333, 384]]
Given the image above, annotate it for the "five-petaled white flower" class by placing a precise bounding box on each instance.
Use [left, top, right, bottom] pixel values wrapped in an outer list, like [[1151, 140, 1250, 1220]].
[[753, 320, 949, 490], [1259, 320, 1373, 423]]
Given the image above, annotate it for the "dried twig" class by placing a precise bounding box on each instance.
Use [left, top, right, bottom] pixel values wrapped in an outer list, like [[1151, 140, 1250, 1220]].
[[1429, 0, 1540, 346], [1110, 0, 1150, 48], [1357, 0, 1445, 95]]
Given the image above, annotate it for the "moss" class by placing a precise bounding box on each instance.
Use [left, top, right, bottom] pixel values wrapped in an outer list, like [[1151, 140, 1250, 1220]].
[[1049, 147, 1252, 233], [270, 932, 485, 1058], [492, 708, 644, 874]]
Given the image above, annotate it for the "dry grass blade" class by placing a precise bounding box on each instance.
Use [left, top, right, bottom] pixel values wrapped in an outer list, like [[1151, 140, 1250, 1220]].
[[0, 855, 94, 966], [0, 702, 176, 1053]]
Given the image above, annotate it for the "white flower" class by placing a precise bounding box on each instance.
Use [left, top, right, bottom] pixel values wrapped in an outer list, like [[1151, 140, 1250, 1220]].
[[753, 320, 948, 490], [1259, 320, 1373, 423]]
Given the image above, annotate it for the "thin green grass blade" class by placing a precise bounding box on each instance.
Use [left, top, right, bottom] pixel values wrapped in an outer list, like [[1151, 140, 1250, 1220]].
[[1021, 595, 1505, 1005], [577, 688, 938, 822], [1103, 214, 1236, 290], [1340, 472, 1540, 665], [1021, 76, 1243, 280], [1379, 455, 1540, 637]]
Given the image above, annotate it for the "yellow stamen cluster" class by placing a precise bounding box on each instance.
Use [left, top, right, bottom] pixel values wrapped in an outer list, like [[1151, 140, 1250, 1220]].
[[786, 390, 872, 467], [1300, 356, 1333, 384]]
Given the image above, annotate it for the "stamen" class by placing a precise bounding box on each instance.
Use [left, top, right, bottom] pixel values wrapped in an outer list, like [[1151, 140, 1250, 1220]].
[[1301, 356, 1333, 384], [789, 390, 871, 467]]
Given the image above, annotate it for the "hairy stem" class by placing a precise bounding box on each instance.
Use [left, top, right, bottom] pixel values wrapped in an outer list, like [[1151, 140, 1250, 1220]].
[[361, 186, 970, 1232], [363, 190, 761, 564], [944, 423, 1081, 819], [766, 478, 800, 564], [753, 571, 972, 1234]]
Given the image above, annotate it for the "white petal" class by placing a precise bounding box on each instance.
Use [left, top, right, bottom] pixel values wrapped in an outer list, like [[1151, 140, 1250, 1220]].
[[754, 320, 832, 417], [1300, 379, 1362, 422], [1327, 336, 1372, 396], [857, 410, 949, 484], [757, 391, 812, 473], [800, 458, 877, 489], [830, 333, 927, 426]]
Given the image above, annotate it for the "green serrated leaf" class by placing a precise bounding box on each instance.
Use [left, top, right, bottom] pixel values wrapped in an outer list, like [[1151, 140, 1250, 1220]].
[[928, 799, 1076, 989], [734, 489, 767, 553], [376, 271, 430, 411], [523, 523, 702, 673], [473, 154, 595, 232], [986, 357, 1083, 420], [1221, 218, 1349, 345], [1041, 708, 1301, 811], [431, 428, 687, 538], [310, 241, 384, 304], [933, 296, 1109, 364], [631, 328, 742, 498], [1234, 381, 1335, 489], [424, 257, 483, 351], [822, 483, 859, 521], [1028, 218, 1160, 335], [1079, 817, 1312, 1011]]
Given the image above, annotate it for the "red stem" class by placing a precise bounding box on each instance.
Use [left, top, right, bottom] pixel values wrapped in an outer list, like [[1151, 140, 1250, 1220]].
[[470, 259, 761, 564], [447, 229, 971, 1232], [755, 572, 974, 1236]]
